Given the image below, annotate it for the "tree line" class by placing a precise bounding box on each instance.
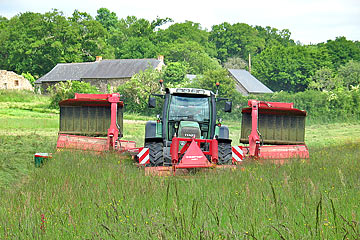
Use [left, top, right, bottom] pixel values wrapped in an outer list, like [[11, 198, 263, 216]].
[[0, 8, 360, 93]]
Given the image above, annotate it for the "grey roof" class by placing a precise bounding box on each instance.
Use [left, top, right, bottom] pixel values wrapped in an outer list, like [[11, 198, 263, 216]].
[[35, 59, 161, 83], [82, 59, 160, 79], [228, 69, 273, 94], [35, 62, 92, 83]]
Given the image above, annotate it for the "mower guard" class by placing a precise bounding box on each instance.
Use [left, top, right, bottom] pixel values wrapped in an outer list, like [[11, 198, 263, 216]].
[[137, 137, 236, 175], [56, 93, 135, 153], [240, 100, 309, 162]]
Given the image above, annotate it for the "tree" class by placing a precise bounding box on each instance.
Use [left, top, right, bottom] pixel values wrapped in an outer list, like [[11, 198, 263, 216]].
[[188, 68, 236, 98], [0, 10, 68, 77], [337, 60, 360, 89], [21, 72, 36, 87], [117, 67, 162, 112], [156, 21, 216, 57], [95, 8, 118, 31], [308, 67, 338, 91], [163, 62, 188, 85], [69, 10, 113, 62], [254, 26, 295, 48], [209, 22, 265, 62], [252, 45, 332, 92], [116, 37, 157, 59], [162, 40, 221, 74], [318, 37, 360, 69]]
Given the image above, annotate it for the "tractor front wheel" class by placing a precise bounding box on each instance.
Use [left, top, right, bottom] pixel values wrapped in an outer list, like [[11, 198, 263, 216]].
[[218, 142, 232, 165], [144, 142, 164, 166]]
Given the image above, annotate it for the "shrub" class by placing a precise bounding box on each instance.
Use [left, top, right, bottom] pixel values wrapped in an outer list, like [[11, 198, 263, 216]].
[[225, 88, 360, 124], [48, 81, 99, 109], [21, 72, 36, 87], [117, 68, 162, 114]]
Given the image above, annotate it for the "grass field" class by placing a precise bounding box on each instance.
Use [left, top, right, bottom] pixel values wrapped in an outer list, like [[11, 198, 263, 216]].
[[0, 91, 360, 239]]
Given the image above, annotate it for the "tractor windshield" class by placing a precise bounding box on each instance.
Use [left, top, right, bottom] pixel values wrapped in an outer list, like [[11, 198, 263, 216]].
[[168, 95, 210, 122]]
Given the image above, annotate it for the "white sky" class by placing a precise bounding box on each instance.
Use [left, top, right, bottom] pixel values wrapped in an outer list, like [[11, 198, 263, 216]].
[[1, 0, 359, 44]]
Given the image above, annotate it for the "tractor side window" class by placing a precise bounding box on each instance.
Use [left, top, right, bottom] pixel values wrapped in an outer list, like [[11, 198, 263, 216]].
[[168, 96, 210, 122]]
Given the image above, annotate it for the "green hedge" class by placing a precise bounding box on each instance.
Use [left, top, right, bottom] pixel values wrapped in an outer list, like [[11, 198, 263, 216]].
[[225, 88, 360, 124]]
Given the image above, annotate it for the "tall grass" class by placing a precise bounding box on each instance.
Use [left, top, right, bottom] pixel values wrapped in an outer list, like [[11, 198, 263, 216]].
[[1, 90, 360, 238], [0, 142, 359, 239], [0, 90, 48, 103]]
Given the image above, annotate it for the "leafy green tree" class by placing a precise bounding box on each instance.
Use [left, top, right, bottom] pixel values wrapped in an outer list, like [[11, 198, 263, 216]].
[[95, 8, 118, 30], [69, 10, 113, 62], [254, 26, 295, 48], [21, 72, 36, 87], [163, 62, 188, 85], [117, 16, 154, 39], [162, 40, 221, 74], [0, 11, 67, 77], [252, 45, 332, 92], [318, 37, 360, 69], [116, 37, 157, 59], [0, 16, 9, 70], [188, 68, 236, 98], [0, 16, 8, 28], [117, 67, 162, 112], [308, 67, 338, 91], [337, 60, 360, 89], [209, 22, 265, 62], [156, 21, 216, 57]]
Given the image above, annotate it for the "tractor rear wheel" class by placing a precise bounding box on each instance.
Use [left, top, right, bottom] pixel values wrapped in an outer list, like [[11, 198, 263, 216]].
[[144, 142, 164, 166], [218, 142, 232, 165]]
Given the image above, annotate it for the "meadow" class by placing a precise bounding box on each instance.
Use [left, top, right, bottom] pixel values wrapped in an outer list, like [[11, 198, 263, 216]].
[[0, 91, 359, 239]]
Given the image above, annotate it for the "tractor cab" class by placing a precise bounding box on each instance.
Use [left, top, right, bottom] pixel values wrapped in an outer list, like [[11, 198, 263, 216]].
[[166, 88, 213, 141]]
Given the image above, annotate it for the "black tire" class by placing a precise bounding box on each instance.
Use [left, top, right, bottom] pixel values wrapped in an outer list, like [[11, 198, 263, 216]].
[[144, 142, 164, 166], [218, 142, 232, 165]]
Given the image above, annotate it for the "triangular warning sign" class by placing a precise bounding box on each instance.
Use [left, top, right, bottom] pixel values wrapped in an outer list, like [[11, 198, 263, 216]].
[[177, 139, 211, 168]]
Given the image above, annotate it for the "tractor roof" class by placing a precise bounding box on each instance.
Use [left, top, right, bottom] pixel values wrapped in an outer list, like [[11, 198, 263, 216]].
[[166, 88, 213, 96]]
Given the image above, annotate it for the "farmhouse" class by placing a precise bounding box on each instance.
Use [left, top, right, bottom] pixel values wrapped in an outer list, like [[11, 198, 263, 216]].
[[0, 70, 34, 91], [228, 69, 273, 96], [35, 56, 165, 93]]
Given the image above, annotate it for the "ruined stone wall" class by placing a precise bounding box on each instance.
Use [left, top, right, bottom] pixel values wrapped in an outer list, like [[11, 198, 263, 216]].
[[0, 70, 34, 91]]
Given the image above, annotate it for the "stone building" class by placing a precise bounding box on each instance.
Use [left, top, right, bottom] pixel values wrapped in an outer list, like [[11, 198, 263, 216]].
[[35, 56, 165, 93], [0, 70, 34, 91]]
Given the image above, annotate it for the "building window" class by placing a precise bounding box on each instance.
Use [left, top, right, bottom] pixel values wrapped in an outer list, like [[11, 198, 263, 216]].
[[15, 80, 19, 86]]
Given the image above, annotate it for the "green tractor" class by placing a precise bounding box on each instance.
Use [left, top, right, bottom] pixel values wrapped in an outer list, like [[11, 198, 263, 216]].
[[145, 87, 233, 166]]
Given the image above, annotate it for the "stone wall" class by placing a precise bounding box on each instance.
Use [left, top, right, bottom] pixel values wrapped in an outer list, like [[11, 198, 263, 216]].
[[38, 81, 57, 94], [0, 70, 34, 91]]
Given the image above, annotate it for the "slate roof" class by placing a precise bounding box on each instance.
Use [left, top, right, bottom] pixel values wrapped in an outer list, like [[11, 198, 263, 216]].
[[35, 59, 161, 83], [228, 69, 273, 94]]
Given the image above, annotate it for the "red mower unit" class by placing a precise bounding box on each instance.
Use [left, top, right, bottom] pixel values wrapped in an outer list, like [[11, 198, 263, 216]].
[[56, 93, 136, 153], [236, 100, 309, 164]]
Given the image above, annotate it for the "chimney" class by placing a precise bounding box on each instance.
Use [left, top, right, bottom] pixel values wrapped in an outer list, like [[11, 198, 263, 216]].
[[157, 55, 164, 63], [156, 55, 165, 71], [95, 56, 102, 62]]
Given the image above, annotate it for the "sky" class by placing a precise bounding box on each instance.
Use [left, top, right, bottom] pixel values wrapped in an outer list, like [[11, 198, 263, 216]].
[[1, 0, 359, 44]]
